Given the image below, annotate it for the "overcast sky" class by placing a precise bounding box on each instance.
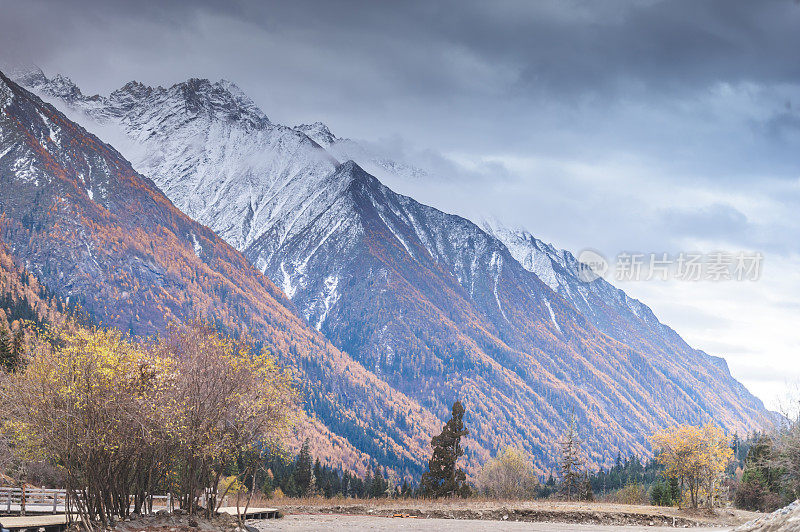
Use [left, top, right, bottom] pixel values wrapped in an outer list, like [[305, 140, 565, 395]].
[[2, 0, 799, 410]]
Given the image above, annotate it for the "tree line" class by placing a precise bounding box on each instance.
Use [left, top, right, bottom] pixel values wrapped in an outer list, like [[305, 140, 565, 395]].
[[733, 417, 800, 512], [258, 440, 394, 499]]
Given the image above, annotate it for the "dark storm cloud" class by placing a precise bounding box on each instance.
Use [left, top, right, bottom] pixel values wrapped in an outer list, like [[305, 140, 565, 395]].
[[4, 1, 799, 98], [190, 0, 800, 96], [1, 0, 798, 230]]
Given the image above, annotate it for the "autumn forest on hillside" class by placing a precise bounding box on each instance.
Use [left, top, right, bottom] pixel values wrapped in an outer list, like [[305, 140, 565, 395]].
[[1, 251, 798, 531]]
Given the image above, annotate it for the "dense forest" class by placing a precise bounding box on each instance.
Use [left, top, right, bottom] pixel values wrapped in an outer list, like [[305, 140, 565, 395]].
[[256, 441, 399, 499]]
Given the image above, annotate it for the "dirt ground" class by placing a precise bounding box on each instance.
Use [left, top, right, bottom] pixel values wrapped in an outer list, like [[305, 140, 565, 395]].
[[256, 499, 762, 530], [253, 514, 724, 532]]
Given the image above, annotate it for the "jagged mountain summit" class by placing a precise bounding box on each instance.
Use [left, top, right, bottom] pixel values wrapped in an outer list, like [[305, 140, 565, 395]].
[[14, 67, 336, 253], [0, 71, 441, 478], [14, 68, 773, 472]]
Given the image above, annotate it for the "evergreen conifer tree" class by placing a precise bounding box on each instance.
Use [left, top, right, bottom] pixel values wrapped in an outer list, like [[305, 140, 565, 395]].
[[371, 467, 387, 498], [559, 414, 585, 500], [419, 400, 471, 498], [0, 323, 13, 372], [293, 439, 314, 496]]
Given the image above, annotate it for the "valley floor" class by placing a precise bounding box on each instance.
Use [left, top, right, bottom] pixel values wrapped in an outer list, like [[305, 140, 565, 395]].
[[254, 514, 724, 532], [252, 499, 761, 530]]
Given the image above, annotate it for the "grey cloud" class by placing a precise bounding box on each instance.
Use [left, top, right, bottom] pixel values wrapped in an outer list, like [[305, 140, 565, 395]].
[[761, 110, 800, 142], [659, 203, 749, 240]]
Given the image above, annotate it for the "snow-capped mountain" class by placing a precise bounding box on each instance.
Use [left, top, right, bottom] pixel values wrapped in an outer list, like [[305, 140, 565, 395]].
[[0, 70, 440, 477], [15, 68, 338, 254], [15, 68, 773, 471]]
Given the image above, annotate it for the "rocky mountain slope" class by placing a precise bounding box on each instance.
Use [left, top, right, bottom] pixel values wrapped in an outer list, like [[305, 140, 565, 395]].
[[13, 68, 773, 472], [0, 71, 441, 478], [481, 221, 715, 357]]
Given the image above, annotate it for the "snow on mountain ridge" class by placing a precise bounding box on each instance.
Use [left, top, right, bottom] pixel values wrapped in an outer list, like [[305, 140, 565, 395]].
[[295, 121, 336, 147], [9, 69, 728, 358], [10, 67, 719, 362], [18, 70, 339, 252], [292, 121, 430, 183], [481, 219, 688, 351]]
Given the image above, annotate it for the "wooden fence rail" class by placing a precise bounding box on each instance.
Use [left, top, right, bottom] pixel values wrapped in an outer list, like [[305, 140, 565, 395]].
[[0, 487, 66, 514], [0, 487, 174, 515]]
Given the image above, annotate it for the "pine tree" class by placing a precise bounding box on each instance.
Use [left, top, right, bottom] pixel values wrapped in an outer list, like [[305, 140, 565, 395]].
[[559, 414, 585, 500], [9, 327, 23, 371], [364, 469, 373, 498], [284, 474, 299, 497], [668, 476, 680, 504], [293, 439, 314, 496], [419, 400, 471, 498], [0, 323, 13, 372], [313, 458, 323, 494], [580, 472, 594, 501], [371, 467, 387, 498], [0, 321, 19, 373]]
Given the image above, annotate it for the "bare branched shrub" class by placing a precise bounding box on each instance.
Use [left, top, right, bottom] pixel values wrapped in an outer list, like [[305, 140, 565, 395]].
[[771, 393, 800, 500]]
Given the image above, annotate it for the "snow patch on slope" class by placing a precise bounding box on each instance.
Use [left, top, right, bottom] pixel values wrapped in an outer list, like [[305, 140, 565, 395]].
[[0, 144, 13, 161], [190, 233, 203, 257], [490, 251, 510, 322], [316, 275, 340, 331], [280, 262, 297, 299], [544, 299, 562, 333]]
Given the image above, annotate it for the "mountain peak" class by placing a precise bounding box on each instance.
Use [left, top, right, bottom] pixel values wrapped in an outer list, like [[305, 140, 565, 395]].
[[8, 65, 47, 88], [295, 121, 336, 147], [9, 67, 100, 105], [45, 74, 83, 101], [337, 159, 374, 184], [170, 77, 270, 128]]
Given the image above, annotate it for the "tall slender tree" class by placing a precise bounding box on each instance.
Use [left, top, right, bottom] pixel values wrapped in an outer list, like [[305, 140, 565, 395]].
[[0, 321, 14, 372], [559, 414, 585, 500], [419, 400, 471, 498], [293, 439, 314, 496]]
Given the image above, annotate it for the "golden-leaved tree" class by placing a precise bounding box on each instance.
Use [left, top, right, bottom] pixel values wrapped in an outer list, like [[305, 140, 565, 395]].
[[651, 423, 733, 509], [0, 321, 297, 529]]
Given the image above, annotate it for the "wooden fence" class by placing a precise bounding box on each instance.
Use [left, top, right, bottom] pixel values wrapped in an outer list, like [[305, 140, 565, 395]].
[[0, 487, 173, 515]]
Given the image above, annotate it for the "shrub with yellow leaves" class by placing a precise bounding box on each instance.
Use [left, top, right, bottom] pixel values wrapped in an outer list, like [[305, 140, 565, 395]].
[[651, 423, 733, 509], [477, 446, 540, 499], [0, 320, 297, 529]]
